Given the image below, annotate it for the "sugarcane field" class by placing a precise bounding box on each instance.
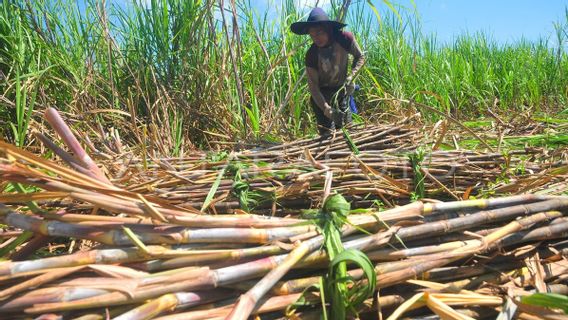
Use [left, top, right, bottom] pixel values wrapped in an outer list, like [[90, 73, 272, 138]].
[[1, 1, 568, 320]]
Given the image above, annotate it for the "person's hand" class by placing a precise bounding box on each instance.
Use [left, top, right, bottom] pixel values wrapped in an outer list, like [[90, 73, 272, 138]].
[[323, 103, 333, 119]]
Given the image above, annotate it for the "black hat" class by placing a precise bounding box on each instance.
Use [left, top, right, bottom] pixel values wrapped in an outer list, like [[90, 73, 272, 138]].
[[290, 7, 347, 35]]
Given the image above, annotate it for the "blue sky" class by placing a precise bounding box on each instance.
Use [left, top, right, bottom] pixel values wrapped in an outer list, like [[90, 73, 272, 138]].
[[286, 0, 568, 44], [413, 0, 567, 44]]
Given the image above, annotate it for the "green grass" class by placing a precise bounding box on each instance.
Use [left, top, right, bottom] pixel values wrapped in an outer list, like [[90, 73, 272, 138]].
[[1, 0, 567, 151], [462, 120, 493, 128], [533, 116, 568, 124]]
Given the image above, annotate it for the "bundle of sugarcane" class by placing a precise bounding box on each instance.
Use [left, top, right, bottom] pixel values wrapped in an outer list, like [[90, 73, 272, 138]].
[[1, 108, 568, 319], [242, 120, 421, 160], [4, 135, 562, 217], [27, 108, 563, 210], [3, 132, 566, 219], [0, 107, 565, 221], [90, 147, 565, 214], [0, 187, 567, 320], [89, 116, 422, 167]]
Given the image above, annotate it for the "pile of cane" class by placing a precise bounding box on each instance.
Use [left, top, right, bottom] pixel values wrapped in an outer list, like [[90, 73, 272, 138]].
[[0, 108, 566, 320]]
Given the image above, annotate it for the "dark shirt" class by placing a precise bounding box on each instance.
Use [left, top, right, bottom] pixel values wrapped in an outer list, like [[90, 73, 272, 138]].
[[305, 31, 365, 110]]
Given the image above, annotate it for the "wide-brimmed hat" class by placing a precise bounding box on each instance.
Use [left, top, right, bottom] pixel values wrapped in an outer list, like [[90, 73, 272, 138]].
[[290, 8, 347, 35]]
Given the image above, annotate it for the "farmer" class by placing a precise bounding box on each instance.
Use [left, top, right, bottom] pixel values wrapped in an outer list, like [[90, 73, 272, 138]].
[[291, 7, 365, 135]]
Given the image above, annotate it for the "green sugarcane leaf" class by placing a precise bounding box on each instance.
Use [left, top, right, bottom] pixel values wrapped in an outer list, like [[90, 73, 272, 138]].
[[320, 277, 329, 320], [0, 183, 45, 258], [349, 208, 372, 214], [299, 193, 375, 318], [201, 166, 227, 212], [521, 293, 568, 314], [329, 249, 376, 307], [323, 193, 351, 220], [300, 209, 321, 219], [408, 149, 426, 200], [342, 127, 360, 155], [0, 231, 33, 259], [285, 283, 322, 318], [324, 222, 344, 260], [122, 227, 151, 256]]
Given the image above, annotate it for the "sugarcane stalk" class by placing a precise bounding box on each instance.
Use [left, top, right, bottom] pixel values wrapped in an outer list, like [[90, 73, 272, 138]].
[[224, 233, 327, 320], [421, 194, 554, 214], [139, 243, 285, 272], [368, 226, 568, 264], [294, 212, 565, 294], [153, 292, 311, 320], [0, 286, 111, 312], [0, 246, 159, 277], [491, 220, 568, 249], [26, 251, 303, 313], [113, 289, 236, 320], [398, 198, 568, 239], [44, 108, 111, 185], [302, 200, 567, 265], [24, 266, 215, 313], [47, 209, 302, 229], [34, 132, 99, 179], [1, 206, 317, 245], [0, 266, 82, 300]]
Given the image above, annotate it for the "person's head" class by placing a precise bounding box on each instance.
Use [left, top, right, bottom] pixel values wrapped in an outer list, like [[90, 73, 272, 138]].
[[308, 24, 332, 47], [290, 7, 347, 39]]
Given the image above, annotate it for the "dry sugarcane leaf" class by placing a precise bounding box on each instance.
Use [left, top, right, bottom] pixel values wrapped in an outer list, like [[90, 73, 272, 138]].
[[425, 292, 476, 320], [353, 156, 408, 191], [57, 277, 140, 298], [137, 193, 168, 222], [512, 260, 568, 288], [1, 147, 198, 216], [421, 168, 460, 200], [86, 264, 149, 279], [513, 243, 540, 258], [406, 279, 472, 293], [386, 292, 425, 320], [407, 279, 455, 292], [462, 186, 473, 200], [275, 181, 311, 198], [0, 192, 70, 203], [525, 252, 548, 293], [432, 120, 449, 151], [0, 141, 114, 191], [431, 293, 503, 306]]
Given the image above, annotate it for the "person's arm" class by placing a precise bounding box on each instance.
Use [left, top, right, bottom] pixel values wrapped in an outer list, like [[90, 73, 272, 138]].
[[307, 67, 332, 118], [348, 37, 365, 80]]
